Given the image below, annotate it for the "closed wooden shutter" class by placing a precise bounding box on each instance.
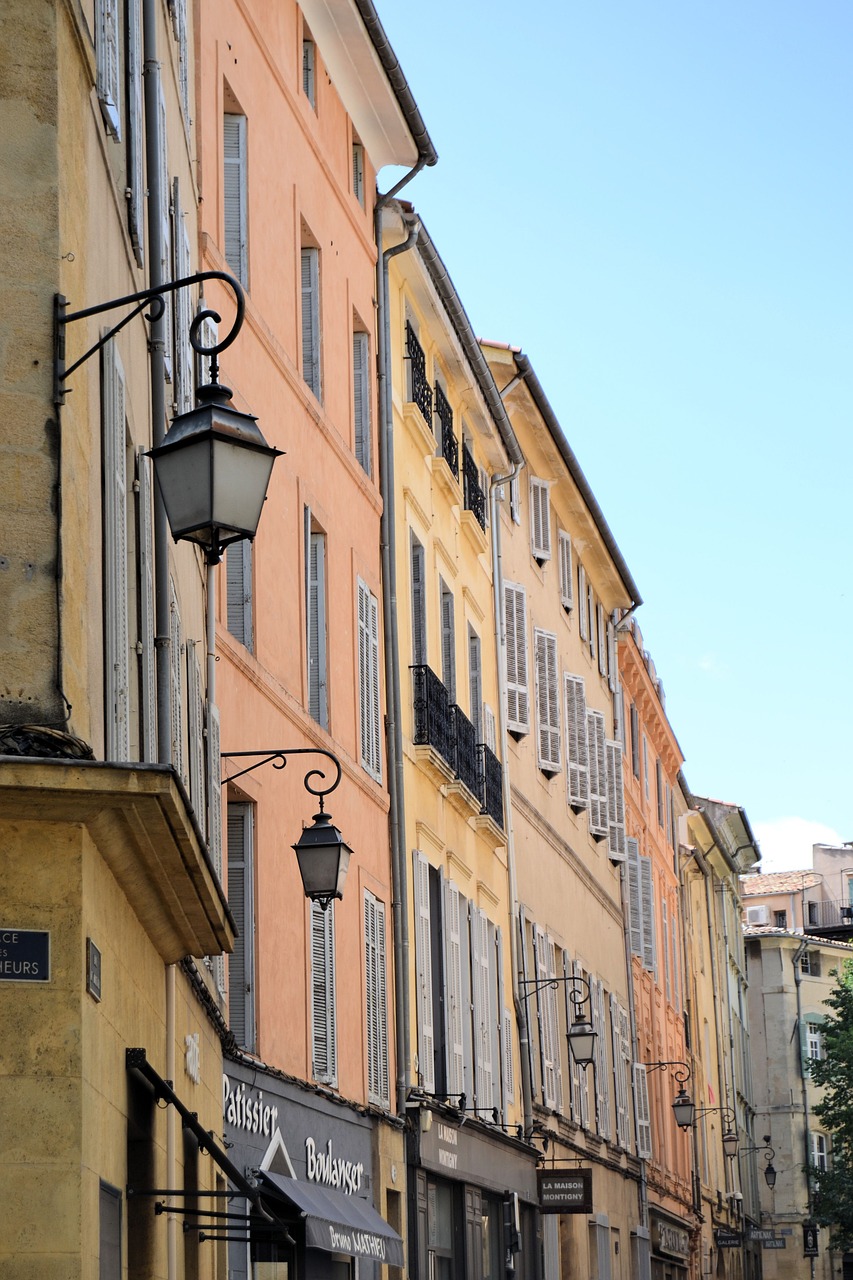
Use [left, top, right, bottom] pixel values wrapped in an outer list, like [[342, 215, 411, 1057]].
[[503, 1006, 515, 1115], [127, 0, 143, 264], [567, 955, 590, 1128], [597, 603, 607, 676], [352, 141, 365, 205], [443, 879, 465, 1097], [410, 533, 427, 666], [605, 740, 627, 861], [587, 583, 596, 658], [96, 0, 121, 137], [587, 709, 608, 839], [577, 565, 588, 640], [610, 994, 628, 1148], [158, 87, 173, 383], [639, 855, 657, 977], [440, 578, 455, 701], [186, 640, 205, 823], [311, 901, 337, 1084], [305, 518, 328, 728], [301, 247, 321, 398], [593, 977, 611, 1139], [504, 582, 529, 734], [171, 178, 193, 415], [103, 342, 130, 762], [223, 114, 247, 284], [136, 449, 156, 760], [633, 1063, 653, 1158], [464, 1187, 484, 1280], [226, 540, 253, 650], [353, 331, 371, 473], [468, 626, 483, 742], [173, 0, 189, 118], [662, 897, 671, 1002], [364, 891, 389, 1106], [412, 850, 435, 1091], [672, 911, 681, 1012], [227, 803, 255, 1050], [358, 580, 381, 780], [529, 478, 551, 561], [483, 704, 497, 753], [564, 673, 589, 812], [626, 838, 643, 958], [169, 579, 184, 780], [558, 530, 573, 610], [471, 907, 493, 1109], [534, 629, 560, 773]]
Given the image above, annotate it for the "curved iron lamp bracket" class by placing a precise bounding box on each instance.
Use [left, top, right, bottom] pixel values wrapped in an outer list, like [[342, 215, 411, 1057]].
[[694, 1104, 736, 1126], [645, 1059, 692, 1086], [54, 270, 245, 405], [519, 973, 592, 1016], [221, 748, 342, 810]]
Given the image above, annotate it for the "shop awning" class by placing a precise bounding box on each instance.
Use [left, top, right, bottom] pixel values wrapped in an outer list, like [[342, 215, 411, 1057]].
[[259, 1170, 404, 1268]]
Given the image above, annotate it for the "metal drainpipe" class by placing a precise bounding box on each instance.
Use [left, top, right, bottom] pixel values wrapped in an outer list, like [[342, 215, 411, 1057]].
[[142, 9, 176, 1280], [792, 938, 816, 1275], [487, 456, 534, 1137], [374, 180, 424, 1117]]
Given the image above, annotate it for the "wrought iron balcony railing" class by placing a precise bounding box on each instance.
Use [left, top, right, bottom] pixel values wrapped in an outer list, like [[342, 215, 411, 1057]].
[[462, 443, 486, 529], [411, 665, 504, 830], [406, 322, 433, 426], [804, 898, 853, 930], [434, 383, 459, 478], [412, 664, 455, 769], [479, 743, 504, 829]]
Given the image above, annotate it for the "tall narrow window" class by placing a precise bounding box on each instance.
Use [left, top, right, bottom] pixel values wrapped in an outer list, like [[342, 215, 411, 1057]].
[[468, 627, 483, 742], [534, 629, 560, 774], [364, 891, 389, 1107], [305, 511, 328, 729], [358, 579, 381, 780], [410, 533, 427, 666], [227, 802, 255, 1051], [504, 581, 529, 735], [311, 901, 337, 1085], [353, 330, 371, 474], [301, 245, 321, 399], [103, 341, 130, 762], [302, 34, 316, 107], [440, 578, 456, 701], [352, 140, 365, 206], [223, 112, 248, 285], [96, 0, 121, 137], [226, 541, 253, 651]]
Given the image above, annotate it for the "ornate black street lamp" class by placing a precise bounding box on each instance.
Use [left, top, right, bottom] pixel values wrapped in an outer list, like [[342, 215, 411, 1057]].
[[519, 972, 597, 1067], [646, 1060, 695, 1130]]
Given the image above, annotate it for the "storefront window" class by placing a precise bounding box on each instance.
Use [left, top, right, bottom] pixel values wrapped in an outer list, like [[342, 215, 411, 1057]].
[[481, 1197, 503, 1280], [428, 1179, 457, 1280]]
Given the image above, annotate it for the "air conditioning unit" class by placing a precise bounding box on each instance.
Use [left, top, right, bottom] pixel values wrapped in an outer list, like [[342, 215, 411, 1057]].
[[746, 905, 770, 926]]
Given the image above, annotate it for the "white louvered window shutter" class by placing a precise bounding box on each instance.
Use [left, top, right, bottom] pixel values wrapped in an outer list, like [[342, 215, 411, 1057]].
[[440, 578, 456, 701], [529, 479, 551, 562], [586, 709, 608, 839], [593, 978, 611, 1140], [357, 580, 381, 780], [626, 838, 643, 958], [306, 520, 329, 729], [103, 342, 130, 762], [572, 959, 591, 1128], [173, 0, 189, 120], [136, 450, 156, 761], [364, 891, 389, 1106], [158, 88, 173, 384], [587, 584, 596, 659], [223, 114, 247, 285], [126, 0, 144, 264], [633, 1063, 653, 1159], [639, 855, 657, 977], [186, 640, 205, 824], [518, 911, 537, 1099], [353, 331, 371, 474], [509, 475, 521, 525], [169, 580, 185, 780], [301, 246, 321, 399], [610, 995, 627, 1148], [483, 705, 497, 754], [577, 565, 588, 641], [410, 534, 427, 666], [226, 540, 253, 651], [96, 0, 121, 138], [597, 603, 607, 676], [311, 901, 337, 1085], [412, 851, 435, 1091], [227, 803, 255, 1050], [489, 926, 504, 1114], [605, 740, 627, 862], [607, 619, 617, 692], [503, 1007, 515, 1115], [564, 673, 590, 813], [504, 582, 529, 734], [672, 912, 681, 1012], [171, 178, 193, 415], [558, 530, 573, 611], [533, 928, 557, 1109], [352, 141, 365, 206], [206, 702, 225, 995], [443, 880, 466, 1098], [662, 898, 671, 1003], [534, 629, 560, 773], [545, 938, 562, 1112], [471, 907, 494, 1108], [468, 627, 483, 743]]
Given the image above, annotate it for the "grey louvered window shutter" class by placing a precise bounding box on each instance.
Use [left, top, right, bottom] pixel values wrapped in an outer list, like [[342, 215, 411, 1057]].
[[597, 604, 607, 676], [227, 803, 255, 1050], [633, 1063, 653, 1159], [605, 740, 627, 862], [311, 901, 337, 1084], [626, 838, 643, 957], [529, 479, 551, 562], [586, 709, 608, 839], [136, 450, 156, 760], [172, 178, 194, 415], [440, 578, 456, 702], [305, 517, 328, 729], [223, 114, 247, 284], [353, 331, 371, 474], [610, 994, 628, 1148], [412, 850, 435, 1091], [564, 673, 589, 812], [472, 907, 494, 1108], [534, 629, 560, 773], [226, 540, 253, 651], [593, 978, 611, 1140], [558, 530, 573, 610], [302, 37, 315, 105], [364, 891, 389, 1106], [639, 855, 657, 976], [186, 640, 205, 823], [158, 88, 173, 383], [662, 898, 671, 1002], [357, 580, 381, 780], [410, 534, 427, 666], [468, 627, 483, 743], [504, 582, 529, 734], [169, 579, 184, 780], [96, 0, 121, 138], [301, 247, 321, 398], [577, 565, 588, 641], [127, 0, 144, 264], [443, 879, 465, 1098], [352, 142, 365, 206], [103, 341, 130, 762]]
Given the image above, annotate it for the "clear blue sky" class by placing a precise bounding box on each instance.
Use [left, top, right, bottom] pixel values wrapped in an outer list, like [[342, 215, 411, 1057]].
[[381, 1, 853, 869]]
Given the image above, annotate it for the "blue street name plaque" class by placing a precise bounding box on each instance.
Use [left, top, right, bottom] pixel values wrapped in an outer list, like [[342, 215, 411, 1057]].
[[0, 929, 50, 982]]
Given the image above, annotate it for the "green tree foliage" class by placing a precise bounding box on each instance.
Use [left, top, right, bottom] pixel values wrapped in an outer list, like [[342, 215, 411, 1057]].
[[809, 960, 853, 1250]]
